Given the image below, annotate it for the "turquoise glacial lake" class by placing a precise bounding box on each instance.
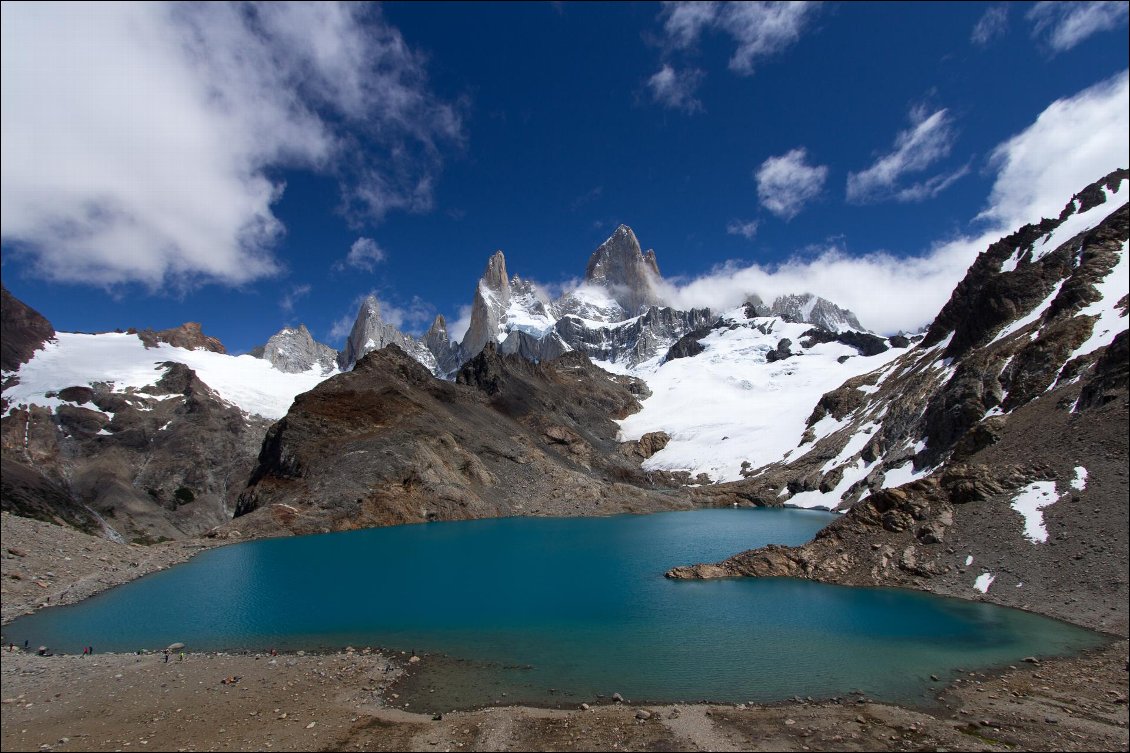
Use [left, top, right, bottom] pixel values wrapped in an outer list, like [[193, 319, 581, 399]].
[[3, 509, 1102, 711]]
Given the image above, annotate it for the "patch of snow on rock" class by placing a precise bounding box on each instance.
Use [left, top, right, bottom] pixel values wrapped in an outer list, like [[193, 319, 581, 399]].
[[973, 572, 995, 593], [1068, 240, 1129, 361], [1071, 466, 1088, 491], [1009, 480, 1060, 543], [882, 461, 931, 489]]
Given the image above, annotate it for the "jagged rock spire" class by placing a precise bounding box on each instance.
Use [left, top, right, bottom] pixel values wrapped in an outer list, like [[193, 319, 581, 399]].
[[462, 250, 512, 357], [337, 295, 438, 373], [584, 225, 665, 315]]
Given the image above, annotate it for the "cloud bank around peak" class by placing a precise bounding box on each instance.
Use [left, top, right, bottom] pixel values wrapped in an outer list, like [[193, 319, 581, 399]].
[[0, 3, 461, 290], [660, 71, 1130, 336]]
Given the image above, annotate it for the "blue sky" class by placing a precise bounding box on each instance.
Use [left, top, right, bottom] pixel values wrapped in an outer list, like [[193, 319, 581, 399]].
[[2, 2, 1128, 351]]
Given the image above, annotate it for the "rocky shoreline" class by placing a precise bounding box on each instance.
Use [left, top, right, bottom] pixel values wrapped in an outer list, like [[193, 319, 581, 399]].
[[2, 510, 1128, 751]]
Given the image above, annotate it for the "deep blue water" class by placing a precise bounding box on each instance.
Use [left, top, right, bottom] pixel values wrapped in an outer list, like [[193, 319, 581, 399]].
[[2, 509, 1102, 710]]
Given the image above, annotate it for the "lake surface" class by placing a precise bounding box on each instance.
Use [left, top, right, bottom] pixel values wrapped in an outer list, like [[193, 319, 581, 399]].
[[3, 509, 1103, 711]]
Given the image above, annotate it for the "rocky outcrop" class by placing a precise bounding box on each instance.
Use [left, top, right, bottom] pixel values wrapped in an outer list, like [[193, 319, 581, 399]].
[[669, 368, 1129, 636], [663, 325, 712, 362], [770, 294, 864, 333], [231, 344, 686, 537], [258, 325, 337, 374], [336, 295, 437, 373], [1, 352, 273, 542], [798, 328, 889, 357], [1, 283, 55, 374], [136, 322, 226, 353], [1, 289, 279, 541]]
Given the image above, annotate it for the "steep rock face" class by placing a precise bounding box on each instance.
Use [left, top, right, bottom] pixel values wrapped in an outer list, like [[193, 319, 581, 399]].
[[554, 306, 715, 367], [697, 170, 1128, 512], [581, 225, 664, 316], [258, 325, 337, 374], [136, 322, 226, 353], [1, 360, 272, 542], [770, 294, 864, 333], [231, 344, 685, 537], [499, 328, 571, 363], [668, 170, 1130, 635], [1, 283, 55, 375], [925, 169, 1129, 358], [421, 315, 468, 378], [337, 295, 437, 373], [461, 251, 511, 358]]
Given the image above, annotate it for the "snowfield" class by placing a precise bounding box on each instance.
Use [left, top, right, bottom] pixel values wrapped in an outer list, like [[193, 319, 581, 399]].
[[614, 307, 906, 486], [4, 332, 331, 420]]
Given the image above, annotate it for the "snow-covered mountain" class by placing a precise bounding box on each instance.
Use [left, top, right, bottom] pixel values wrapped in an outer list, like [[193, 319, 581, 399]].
[[433, 224, 869, 375], [614, 306, 910, 488], [667, 169, 1128, 636]]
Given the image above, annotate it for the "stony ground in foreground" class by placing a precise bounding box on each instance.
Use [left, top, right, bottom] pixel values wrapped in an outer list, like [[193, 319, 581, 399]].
[[0, 642, 1126, 752], [1, 513, 1127, 752]]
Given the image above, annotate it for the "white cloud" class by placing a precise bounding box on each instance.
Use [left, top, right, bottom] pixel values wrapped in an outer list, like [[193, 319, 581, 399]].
[[846, 107, 962, 204], [980, 69, 1129, 229], [755, 148, 828, 220], [0, 3, 460, 290], [657, 1, 818, 76], [337, 237, 387, 272], [657, 72, 1130, 336], [1028, 1, 1129, 52], [893, 163, 971, 203], [647, 64, 705, 112], [719, 1, 819, 75], [972, 5, 1009, 46], [656, 240, 981, 335], [279, 284, 312, 314], [327, 312, 357, 345], [447, 304, 475, 344], [726, 219, 760, 239], [661, 1, 720, 48], [381, 296, 438, 336]]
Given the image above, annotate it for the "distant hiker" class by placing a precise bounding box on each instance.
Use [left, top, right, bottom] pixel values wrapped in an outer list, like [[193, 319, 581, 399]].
[[164, 650, 169, 663], [178, 651, 184, 662], [24, 640, 29, 649], [88, 646, 93, 655], [82, 646, 88, 657]]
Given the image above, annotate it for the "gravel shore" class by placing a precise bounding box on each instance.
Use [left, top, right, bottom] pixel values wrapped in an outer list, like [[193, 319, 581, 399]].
[[2, 512, 1127, 752]]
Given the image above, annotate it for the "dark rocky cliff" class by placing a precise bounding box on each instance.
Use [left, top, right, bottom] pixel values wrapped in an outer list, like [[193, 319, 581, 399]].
[[231, 344, 686, 536]]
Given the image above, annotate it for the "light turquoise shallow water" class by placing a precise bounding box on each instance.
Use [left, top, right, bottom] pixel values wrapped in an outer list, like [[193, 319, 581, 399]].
[[3, 509, 1103, 710]]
